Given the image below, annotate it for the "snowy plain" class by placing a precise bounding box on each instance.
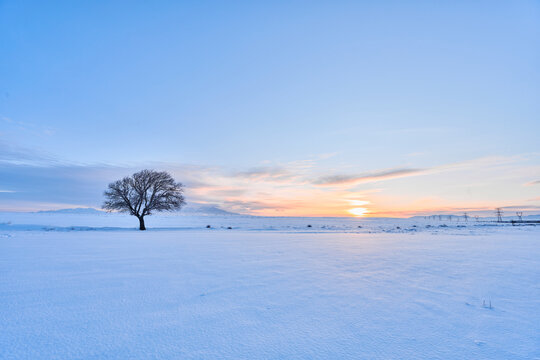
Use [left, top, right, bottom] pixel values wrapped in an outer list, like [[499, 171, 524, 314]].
[[0, 212, 539, 359]]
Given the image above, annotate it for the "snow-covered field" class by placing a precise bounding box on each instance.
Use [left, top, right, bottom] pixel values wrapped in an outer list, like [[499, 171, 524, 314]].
[[0, 210, 532, 234], [1, 214, 539, 359]]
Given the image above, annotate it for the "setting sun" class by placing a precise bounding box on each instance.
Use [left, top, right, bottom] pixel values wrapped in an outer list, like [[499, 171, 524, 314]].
[[348, 207, 369, 217], [347, 200, 370, 217]]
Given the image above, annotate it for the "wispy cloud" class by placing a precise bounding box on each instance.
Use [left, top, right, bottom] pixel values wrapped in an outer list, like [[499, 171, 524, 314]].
[[232, 167, 292, 182], [1, 116, 56, 138], [501, 205, 540, 210], [314, 168, 426, 186], [313, 156, 527, 188], [525, 180, 540, 186], [0, 141, 65, 166]]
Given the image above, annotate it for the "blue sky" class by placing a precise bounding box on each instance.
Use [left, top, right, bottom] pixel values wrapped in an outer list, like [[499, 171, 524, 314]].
[[1, 1, 539, 216]]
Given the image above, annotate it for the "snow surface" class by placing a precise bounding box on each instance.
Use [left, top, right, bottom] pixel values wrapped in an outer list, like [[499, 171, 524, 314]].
[[0, 214, 539, 359], [1, 211, 537, 235]]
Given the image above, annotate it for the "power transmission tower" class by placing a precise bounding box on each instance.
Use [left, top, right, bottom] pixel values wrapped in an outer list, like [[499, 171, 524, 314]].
[[516, 212, 523, 222], [495, 208, 503, 223], [463, 212, 469, 222]]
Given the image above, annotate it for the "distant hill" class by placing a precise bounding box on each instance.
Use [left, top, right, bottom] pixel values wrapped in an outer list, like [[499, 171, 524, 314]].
[[34, 205, 240, 216], [36, 208, 106, 214], [179, 204, 240, 216]]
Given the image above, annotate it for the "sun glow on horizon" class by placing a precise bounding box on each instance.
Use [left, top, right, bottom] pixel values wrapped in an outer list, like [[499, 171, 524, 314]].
[[347, 200, 370, 217], [348, 207, 369, 217]]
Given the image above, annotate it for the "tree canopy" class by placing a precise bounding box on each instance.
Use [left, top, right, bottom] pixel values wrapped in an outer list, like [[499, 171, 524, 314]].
[[103, 170, 185, 230]]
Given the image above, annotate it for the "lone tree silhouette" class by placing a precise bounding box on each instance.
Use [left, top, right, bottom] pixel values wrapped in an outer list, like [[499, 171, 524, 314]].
[[103, 170, 185, 230]]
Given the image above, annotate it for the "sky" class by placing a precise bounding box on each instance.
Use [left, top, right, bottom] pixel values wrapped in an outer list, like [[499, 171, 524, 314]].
[[1, 0, 539, 217]]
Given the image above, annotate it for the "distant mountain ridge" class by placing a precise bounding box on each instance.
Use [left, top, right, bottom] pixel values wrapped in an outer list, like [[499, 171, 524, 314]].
[[35, 204, 240, 216], [36, 208, 105, 214], [177, 204, 240, 216]]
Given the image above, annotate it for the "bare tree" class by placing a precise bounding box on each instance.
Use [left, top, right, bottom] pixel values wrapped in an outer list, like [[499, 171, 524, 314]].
[[103, 170, 185, 230]]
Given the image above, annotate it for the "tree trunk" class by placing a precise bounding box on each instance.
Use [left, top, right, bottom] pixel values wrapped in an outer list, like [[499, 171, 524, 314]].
[[138, 216, 146, 231]]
